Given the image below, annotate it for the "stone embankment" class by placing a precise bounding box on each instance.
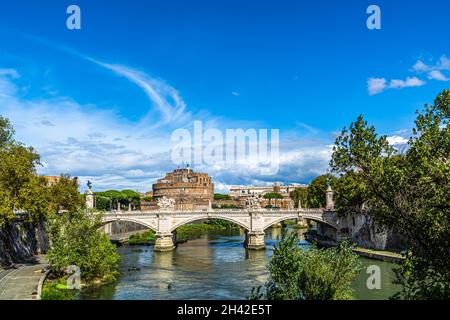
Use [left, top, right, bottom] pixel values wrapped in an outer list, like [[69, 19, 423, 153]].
[[0, 220, 48, 267]]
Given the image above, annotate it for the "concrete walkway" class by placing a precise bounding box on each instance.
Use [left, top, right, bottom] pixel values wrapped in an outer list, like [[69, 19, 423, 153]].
[[0, 255, 47, 300]]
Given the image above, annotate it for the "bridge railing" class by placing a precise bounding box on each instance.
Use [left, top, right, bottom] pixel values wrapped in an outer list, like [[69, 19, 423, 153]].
[[104, 208, 326, 216]]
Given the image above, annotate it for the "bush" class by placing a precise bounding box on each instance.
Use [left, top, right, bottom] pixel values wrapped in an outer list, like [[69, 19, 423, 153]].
[[250, 233, 361, 300], [47, 210, 121, 284], [128, 231, 155, 245], [214, 193, 231, 200]]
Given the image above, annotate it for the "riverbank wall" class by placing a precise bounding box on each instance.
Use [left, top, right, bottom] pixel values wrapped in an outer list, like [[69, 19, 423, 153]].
[[103, 221, 147, 236], [341, 213, 406, 252], [0, 220, 49, 267]]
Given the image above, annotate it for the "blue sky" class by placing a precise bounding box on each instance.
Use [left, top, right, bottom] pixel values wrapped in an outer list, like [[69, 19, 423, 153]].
[[0, 0, 449, 192]]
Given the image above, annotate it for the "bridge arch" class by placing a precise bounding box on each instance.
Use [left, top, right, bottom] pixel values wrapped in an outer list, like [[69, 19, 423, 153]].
[[170, 215, 250, 232], [102, 217, 158, 233], [262, 215, 337, 231], [262, 215, 298, 230]]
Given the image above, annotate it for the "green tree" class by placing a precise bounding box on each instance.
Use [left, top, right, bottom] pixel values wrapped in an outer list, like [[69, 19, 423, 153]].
[[0, 116, 14, 148], [290, 188, 308, 208], [306, 174, 337, 208], [120, 189, 141, 208], [48, 174, 82, 215], [95, 196, 112, 211], [263, 192, 283, 206], [47, 210, 121, 284], [214, 193, 231, 200], [330, 90, 450, 299], [0, 139, 42, 224], [250, 233, 361, 300]]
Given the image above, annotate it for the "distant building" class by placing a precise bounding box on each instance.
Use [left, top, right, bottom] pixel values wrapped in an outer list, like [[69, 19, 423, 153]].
[[227, 182, 308, 209], [42, 175, 78, 187], [229, 182, 307, 198], [144, 191, 153, 198], [152, 168, 214, 210]]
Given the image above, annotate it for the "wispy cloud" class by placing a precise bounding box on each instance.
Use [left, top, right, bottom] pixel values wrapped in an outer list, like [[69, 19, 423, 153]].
[[368, 76, 425, 95], [82, 57, 192, 129], [427, 70, 449, 82], [0, 68, 20, 78], [368, 78, 388, 95], [0, 66, 333, 193], [368, 54, 449, 95], [389, 77, 425, 89], [412, 55, 450, 82], [412, 55, 450, 73]]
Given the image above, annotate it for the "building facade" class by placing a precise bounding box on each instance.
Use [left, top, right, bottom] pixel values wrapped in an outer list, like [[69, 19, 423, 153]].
[[229, 182, 307, 198], [226, 182, 308, 209], [152, 168, 214, 210]]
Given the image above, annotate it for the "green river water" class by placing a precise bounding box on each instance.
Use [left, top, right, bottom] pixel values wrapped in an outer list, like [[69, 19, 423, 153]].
[[80, 227, 401, 300]]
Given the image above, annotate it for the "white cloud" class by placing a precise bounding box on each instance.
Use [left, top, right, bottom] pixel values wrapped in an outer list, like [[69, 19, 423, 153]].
[[231, 91, 240, 97], [369, 54, 449, 95], [412, 60, 430, 73], [368, 76, 425, 95], [412, 55, 450, 82], [389, 77, 425, 89], [0, 68, 333, 193], [427, 70, 449, 81], [387, 135, 408, 146], [412, 55, 450, 73], [368, 78, 387, 95], [84, 57, 191, 129]]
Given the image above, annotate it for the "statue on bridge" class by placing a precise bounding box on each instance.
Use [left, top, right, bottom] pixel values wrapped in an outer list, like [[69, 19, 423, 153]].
[[85, 180, 94, 209], [246, 196, 262, 209], [157, 196, 176, 211]]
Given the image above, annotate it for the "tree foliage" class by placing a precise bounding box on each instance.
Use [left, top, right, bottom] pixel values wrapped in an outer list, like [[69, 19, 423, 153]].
[[330, 90, 450, 299], [0, 116, 42, 224], [290, 188, 307, 208], [47, 210, 120, 284], [290, 174, 337, 209], [250, 233, 361, 300], [0, 116, 82, 225], [214, 193, 231, 200], [95, 189, 141, 209], [48, 174, 83, 215], [306, 174, 337, 208]]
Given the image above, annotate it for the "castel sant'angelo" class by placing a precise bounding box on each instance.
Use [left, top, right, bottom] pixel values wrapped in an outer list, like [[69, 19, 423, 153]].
[[152, 167, 214, 210]]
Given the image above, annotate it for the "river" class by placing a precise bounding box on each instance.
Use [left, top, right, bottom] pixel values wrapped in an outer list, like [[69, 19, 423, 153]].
[[79, 227, 400, 300]]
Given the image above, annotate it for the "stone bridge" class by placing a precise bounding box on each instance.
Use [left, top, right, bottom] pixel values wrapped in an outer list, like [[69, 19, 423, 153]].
[[102, 208, 338, 251]]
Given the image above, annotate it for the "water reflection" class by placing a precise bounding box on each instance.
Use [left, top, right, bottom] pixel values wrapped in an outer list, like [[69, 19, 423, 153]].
[[79, 226, 399, 300]]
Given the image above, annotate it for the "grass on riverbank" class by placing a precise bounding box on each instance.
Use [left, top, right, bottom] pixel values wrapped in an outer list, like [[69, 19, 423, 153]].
[[128, 231, 155, 245], [41, 276, 78, 300], [127, 220, 240, 245]]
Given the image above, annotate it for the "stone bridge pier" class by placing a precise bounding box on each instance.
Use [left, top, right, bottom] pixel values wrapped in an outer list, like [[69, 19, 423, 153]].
[[244, 231, 266, 250], [154, 232, 176, 252]]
